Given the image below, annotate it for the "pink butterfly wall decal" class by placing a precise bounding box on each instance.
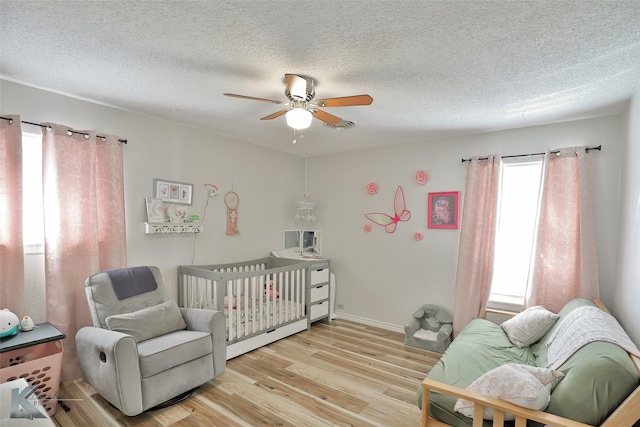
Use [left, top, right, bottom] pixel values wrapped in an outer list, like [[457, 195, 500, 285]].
[[365, 185, 412, 233]]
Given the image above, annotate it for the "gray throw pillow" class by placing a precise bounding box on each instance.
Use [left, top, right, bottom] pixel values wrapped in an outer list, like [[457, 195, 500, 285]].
[[105, 299, 186, 342]]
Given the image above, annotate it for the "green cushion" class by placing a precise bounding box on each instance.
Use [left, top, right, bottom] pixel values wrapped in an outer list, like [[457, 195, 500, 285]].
[[420, 298, 640, 426], [534, 299, 639, 425], [418, 318, 536, 426], [545, 341, 638, 425]]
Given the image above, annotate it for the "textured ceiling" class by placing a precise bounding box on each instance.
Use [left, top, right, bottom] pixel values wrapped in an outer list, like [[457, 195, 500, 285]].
[[1, 1, 639, 157]]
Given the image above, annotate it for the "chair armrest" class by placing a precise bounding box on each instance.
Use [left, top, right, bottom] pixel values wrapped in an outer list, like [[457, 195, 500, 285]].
[[437, 324, 453, 342], [405, 319, 421, 334], [75, 327, 143, 416], [180, 307, 222, 332], [180, 308, 226, 376], [420, 377, 593, 427]]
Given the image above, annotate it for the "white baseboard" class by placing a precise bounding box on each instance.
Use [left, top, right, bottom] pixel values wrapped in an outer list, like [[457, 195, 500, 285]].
[[334, 312, 404, 334]]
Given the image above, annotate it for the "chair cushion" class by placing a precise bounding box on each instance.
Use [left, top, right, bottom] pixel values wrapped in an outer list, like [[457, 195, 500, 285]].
[[137, 330, 212, 378], [105, 300, 186, 342]]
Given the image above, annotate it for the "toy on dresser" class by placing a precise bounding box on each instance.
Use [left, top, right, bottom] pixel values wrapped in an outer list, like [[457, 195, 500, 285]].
[[20, 315, 35, 331], [0, 308, 20, 338]]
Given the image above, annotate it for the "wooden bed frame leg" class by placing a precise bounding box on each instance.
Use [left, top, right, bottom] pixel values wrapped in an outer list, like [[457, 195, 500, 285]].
[[421, 386, 429, 427]]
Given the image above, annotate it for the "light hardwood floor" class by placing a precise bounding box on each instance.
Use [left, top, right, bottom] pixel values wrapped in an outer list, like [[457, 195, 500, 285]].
[[52, 319, 441, 426]]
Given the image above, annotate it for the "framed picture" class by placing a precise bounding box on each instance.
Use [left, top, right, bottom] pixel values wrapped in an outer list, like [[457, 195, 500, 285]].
[[154, 179, 192, 205], [427, 191, 459, 229], [145, 197, 165, 223]]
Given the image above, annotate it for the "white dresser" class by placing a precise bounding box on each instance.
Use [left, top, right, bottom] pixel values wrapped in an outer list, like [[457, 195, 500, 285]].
[[271, 251, 333, 325], [308, 259, 331, 323]]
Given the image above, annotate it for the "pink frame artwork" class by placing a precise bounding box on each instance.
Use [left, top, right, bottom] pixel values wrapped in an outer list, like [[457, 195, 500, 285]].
[[427, 191, 459, 229]]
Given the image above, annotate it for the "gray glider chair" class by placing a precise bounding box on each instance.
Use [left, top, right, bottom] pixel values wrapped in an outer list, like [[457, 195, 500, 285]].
[[76, 266, 225, 416]]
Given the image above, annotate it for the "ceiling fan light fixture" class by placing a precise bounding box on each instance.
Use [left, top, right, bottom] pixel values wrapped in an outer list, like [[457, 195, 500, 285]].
[[286, 108, 313, 130]]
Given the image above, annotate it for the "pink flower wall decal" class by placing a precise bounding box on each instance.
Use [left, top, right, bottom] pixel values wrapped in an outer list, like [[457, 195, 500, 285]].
[[415, 170, 429, 185], [364, 224, 372, 232], [414, 232, 423, 241], [366, 182, 378, 195]]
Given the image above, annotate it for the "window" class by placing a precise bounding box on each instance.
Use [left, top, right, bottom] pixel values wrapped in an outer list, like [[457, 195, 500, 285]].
[[489, 159, 543, 309], [22, 132, 44, 253]]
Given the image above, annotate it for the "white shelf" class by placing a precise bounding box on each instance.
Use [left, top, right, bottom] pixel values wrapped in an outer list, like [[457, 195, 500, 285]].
[[145, 222, 203, 234]]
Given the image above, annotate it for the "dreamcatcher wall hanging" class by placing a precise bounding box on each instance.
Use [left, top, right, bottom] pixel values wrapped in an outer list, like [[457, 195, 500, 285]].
[[224, 190, 240, 236]]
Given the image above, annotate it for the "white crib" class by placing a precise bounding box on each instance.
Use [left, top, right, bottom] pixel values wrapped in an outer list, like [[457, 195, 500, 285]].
[[178, 257, 310, 359]]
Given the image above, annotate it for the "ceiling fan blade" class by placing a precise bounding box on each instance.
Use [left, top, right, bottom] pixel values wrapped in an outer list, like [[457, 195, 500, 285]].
[[312, 109, 343, 125], [314, 94, 373, 107], [223, 93, 284, 104], [260, 109, 288, 120]]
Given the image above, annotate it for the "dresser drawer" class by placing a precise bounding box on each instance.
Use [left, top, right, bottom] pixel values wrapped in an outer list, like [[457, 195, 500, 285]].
[[310, 284, 329, 302], [310, 301, 329, 321], [311, 269, 329, 285]]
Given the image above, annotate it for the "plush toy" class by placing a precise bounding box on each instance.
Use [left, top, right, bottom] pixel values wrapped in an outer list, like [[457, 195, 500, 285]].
[[20, 315, 35, 331], [0, 308, 20, 338], [264, 281, 280, 299]]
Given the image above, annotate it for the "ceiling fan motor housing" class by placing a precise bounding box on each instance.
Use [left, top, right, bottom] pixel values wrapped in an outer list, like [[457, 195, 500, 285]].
[[285, 74, 314, 102]]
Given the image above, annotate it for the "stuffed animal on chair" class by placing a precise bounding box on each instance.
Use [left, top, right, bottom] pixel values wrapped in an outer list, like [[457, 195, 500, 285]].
[[403, 304, 453, 353]]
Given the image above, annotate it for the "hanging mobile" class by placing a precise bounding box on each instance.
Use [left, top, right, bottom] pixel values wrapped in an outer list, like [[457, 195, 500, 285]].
[[224, 190, 240, 236]]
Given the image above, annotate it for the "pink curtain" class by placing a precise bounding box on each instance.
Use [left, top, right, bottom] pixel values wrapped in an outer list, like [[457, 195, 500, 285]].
[[0, 115, 24, 314], [524, 147, 598, 312], [453, 155, 502, 335], [42, 124, 126, 381]]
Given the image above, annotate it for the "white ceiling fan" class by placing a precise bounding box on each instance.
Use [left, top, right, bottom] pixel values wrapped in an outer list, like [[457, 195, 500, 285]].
[[224, 73, 373, 130]]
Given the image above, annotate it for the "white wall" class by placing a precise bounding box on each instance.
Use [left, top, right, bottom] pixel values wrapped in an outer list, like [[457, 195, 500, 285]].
[[614, 86, 640, 345], [1, 80, 304, 302], [3, 79, 633, 334], [311, 116, 624, 329]]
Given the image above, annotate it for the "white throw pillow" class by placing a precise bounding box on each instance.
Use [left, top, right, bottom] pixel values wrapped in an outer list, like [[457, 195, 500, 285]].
[[501, 305, 559, 348], [454, 363, 564, 420], [105, 299, 186, 342]]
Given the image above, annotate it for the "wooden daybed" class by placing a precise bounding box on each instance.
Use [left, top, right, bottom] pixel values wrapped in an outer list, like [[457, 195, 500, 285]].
[[420, 299, 640, 427]]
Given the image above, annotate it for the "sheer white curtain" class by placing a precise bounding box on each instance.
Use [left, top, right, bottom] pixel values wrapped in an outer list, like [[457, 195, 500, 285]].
[[452, 155, 501, 336], [42, 124, 126, 380], [524, 147, 599, 312], [0, 115, 24, 313]]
